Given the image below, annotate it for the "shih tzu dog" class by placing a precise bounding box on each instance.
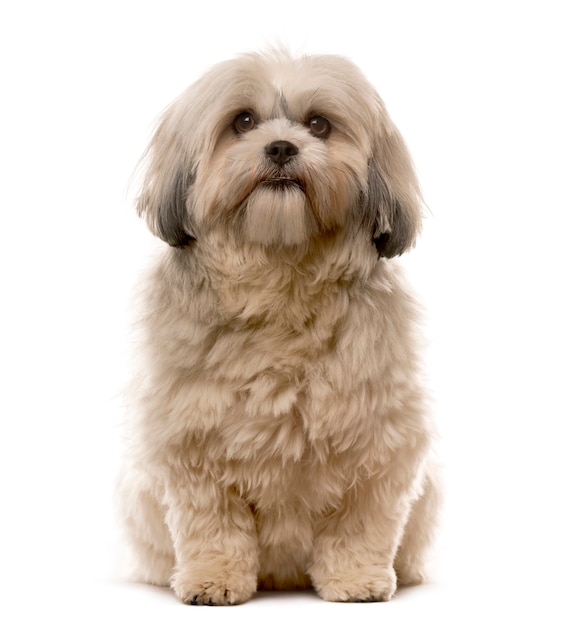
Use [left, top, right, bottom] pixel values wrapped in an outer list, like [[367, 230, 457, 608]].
[[119, 49, 440, 605]]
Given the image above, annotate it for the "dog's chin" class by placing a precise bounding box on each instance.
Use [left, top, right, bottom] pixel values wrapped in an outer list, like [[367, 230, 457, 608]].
[[243, 182, 314, 247]]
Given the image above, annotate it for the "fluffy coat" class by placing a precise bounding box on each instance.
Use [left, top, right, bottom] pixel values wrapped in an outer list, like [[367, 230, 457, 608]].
[[118, 49, 440, 605]]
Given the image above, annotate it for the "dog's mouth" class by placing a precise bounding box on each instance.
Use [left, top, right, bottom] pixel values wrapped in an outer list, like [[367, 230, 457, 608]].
[[259, 177, 305, 193]]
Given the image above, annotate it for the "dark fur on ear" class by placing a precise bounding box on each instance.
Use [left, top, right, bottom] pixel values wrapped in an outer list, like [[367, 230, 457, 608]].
[[155, 169, 196, 248], [363, 127, 422, 258], [136, 168, 195, 248], [135, 106, 198, 248]]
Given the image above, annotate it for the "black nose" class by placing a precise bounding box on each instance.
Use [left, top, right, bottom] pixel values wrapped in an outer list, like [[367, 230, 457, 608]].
[[265, 140, 299, 165]]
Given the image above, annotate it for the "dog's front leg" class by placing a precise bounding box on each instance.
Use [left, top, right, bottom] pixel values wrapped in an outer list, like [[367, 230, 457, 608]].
[[309, 469, 413, 602], [163, 468, 259, 605]]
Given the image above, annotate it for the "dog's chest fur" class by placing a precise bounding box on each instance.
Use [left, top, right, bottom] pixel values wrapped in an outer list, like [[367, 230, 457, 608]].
[[138, 237, 420, 513]]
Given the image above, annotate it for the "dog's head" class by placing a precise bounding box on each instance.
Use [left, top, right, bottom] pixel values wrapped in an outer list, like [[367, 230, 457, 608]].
[[137, 50, 422, 256]]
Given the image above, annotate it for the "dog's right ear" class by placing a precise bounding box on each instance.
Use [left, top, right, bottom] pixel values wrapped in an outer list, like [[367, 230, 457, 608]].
[[136, 125, 196, 248]]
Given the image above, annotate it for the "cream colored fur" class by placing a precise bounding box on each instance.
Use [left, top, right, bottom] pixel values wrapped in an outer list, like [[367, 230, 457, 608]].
[[118, 49, 439, 605]]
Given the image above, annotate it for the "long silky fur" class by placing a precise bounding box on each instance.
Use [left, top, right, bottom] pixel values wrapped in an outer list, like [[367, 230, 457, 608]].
[[118, 49, 439, 606]]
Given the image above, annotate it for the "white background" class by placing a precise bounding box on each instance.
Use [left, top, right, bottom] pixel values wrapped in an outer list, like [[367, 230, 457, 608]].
[[1, 1, 563, 624]]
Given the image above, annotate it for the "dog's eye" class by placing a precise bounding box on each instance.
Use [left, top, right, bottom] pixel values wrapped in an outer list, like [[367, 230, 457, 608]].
[[234, 112, 256, 133], [308, 115, 331, 139]]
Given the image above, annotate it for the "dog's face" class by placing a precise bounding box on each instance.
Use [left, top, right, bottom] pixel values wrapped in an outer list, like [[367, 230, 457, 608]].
[[137, 50, 421, 256]]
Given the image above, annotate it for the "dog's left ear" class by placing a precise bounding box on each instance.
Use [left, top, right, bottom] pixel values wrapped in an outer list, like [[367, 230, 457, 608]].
[[363, 122, 422, 258]]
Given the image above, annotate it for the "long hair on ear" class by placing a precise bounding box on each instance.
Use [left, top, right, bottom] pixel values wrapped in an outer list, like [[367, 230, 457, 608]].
[[135, 108, 197, 248], [363, 115, 423, 258]]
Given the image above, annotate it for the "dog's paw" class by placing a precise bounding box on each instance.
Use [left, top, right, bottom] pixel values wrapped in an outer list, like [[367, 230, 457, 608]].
[[171, 569, 256, 606], [312, 565, 397, 603], [396, 562, 426, 586]]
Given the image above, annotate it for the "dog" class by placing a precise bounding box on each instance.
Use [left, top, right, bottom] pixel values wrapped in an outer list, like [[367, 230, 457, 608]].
[[118, 49, 440, 605]]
